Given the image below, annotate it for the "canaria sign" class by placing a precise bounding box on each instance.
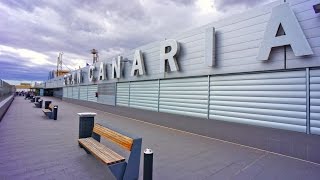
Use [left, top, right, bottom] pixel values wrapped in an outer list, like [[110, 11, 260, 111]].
[[64, 3, 313, 86]]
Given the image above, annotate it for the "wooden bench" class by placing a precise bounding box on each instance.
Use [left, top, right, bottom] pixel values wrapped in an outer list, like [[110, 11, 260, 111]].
[[30, 97, 35, 102], [34, 99, 43, 108], [78, 123, 142, 180], [42, 104, 55, 119]]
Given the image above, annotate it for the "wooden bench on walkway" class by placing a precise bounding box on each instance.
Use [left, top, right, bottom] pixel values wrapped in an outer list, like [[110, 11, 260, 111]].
[[42, 104, 58, 119], [78, 123, 142, 180], [34, 99, 43, 108]]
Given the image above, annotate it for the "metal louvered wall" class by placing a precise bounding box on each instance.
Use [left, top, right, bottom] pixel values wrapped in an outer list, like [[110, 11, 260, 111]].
[[98, 83, 116, 106], [67, 87, 73, 99], [79, 86, 87, 101], [159, 77, 208, 118], [116, 83, 130, 107], [87, 85, 98, 102], [210, 71, 307, 133], [130, 80, 159, 111], [63, 88, 67, 98], [72, 86, 79, 99], [310, 69, 320, 135]]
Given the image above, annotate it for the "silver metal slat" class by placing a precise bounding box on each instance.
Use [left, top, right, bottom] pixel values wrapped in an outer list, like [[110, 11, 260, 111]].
[[310, 69, 320, 134], [116, 82, 130, 107], [72, 87, 79, 99], [67, 87, 73, 99], [210, 70, 307, 132], [129, 80, 158, 111], [63, 88, 68, 98], [87, 85, 98, 102], [159, 77, 208, 118], [79, 86, 88, 101]]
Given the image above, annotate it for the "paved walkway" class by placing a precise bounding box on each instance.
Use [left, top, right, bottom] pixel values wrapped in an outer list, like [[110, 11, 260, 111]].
[[0, 96, 320, 180]]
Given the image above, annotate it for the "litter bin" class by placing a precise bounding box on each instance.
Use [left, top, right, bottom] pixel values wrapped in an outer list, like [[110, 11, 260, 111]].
[[45, 101, 52, 109], [78, 112, 96, 139], [39, 100, 43, 108]]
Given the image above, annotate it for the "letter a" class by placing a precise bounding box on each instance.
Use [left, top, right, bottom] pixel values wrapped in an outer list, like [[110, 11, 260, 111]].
[[131, 50, 146, 76], [257, 3, 313, 61]]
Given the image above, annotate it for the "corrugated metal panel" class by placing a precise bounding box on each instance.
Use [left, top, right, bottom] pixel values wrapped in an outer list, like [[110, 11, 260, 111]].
[[72, 86, 79, 99], [210, 70, 307, 133], [98, 83, 116, 95], [67, 87, 73, 99], [286, 0, 320, 68], [310, 69, 320, 135], [98, 83, 116, 105], [116, 83, 130, 107], [63, 88, 67, 98], [79, 86, 88, 101], [130, 80, 159, 111], [87, 85, 98, 102], [159, 77, 208, 118], [53, 88, 63, 98]]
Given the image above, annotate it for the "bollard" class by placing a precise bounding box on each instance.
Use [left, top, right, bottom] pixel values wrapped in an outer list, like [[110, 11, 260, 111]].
[[53, 106, 58, 120], [36, 97, 40, 102], [45, 101, 52, 109], [143, 148, 153, 180], [78, 112, 96, 139]]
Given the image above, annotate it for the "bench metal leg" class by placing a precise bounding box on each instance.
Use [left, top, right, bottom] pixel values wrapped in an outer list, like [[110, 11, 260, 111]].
[[123, 138, 142, 180], [92, 132, 101, 142], [109, 162, 127, 180], [83, 147, 91, 154]]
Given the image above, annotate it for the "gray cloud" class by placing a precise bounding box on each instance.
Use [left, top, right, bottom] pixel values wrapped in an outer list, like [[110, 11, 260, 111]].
[[214, 0, 269, 12], [0, 0, 261, 82]]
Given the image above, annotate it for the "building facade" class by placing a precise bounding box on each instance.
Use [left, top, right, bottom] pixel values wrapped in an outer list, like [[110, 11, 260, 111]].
[[45, 0, 320, 136]]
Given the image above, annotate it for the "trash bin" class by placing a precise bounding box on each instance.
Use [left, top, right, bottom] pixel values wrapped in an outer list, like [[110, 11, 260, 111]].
[[78, 112, 97, 139], [45, 101, 52, 109], [39, 100, 43, 108]]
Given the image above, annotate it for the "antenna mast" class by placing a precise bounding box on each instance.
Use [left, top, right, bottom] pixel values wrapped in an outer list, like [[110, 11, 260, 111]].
[[91, 49, 98, 64], [57, 52, 63, 77]]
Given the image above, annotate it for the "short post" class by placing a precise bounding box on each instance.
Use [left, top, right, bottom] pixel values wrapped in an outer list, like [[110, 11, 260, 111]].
[[143, 148, 153, 180], [78, 112, 96, 140], [53, 106, 58, 120], [45, 101, 52, 109], [36, 97, 40, 102]]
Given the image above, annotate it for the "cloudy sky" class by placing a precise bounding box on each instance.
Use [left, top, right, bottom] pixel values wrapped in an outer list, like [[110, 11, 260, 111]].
[[0, 0, 271, 85]]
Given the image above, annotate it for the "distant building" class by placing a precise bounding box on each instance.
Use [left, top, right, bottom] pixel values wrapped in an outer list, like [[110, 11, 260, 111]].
[[15, 83, 32, 92]]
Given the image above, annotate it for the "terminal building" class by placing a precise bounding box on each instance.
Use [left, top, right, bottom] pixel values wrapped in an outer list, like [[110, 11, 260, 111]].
[[44, 0, 320, 140]]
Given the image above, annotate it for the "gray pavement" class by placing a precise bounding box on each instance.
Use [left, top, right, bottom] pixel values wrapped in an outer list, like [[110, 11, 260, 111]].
[[0, 96, 320, 180]]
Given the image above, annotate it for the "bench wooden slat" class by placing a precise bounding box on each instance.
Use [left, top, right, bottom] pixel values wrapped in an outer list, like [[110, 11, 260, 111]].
[[93, 124, 134, 151], [48, 104, 54, 109], [78, 137, 125, 165], [42, 109, 51, 113]]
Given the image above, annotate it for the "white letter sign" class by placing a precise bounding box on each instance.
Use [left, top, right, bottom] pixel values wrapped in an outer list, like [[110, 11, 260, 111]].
[[160, 39, 180, 72], [88, 65, 94, 82], [257, 3, 313, 61], [98, 62, 106, 80], [112, 56, 122, 79], [77, 70, 81, 84], [131, 50, 146, 76]]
